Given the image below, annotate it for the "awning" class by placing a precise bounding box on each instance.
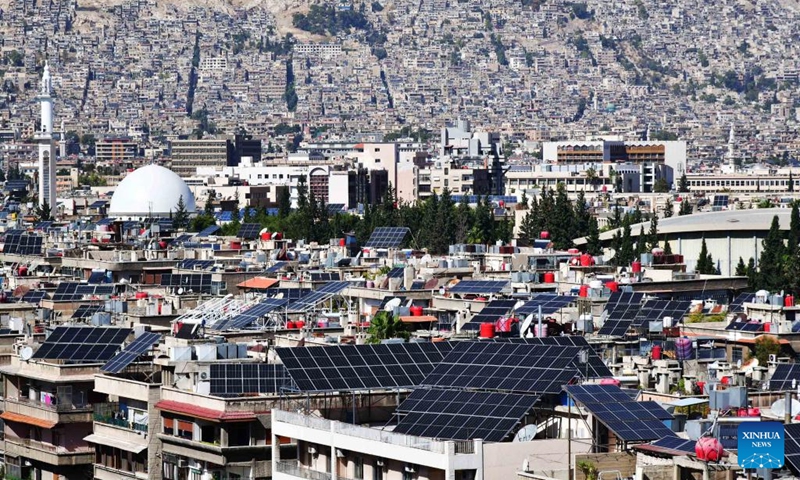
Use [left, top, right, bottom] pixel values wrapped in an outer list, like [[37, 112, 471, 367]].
[[0, 411, 56, 429], [663, 398, 709, 408], [84, 434, 146, 454], [236, 277, 279, 290], [399, 315, 438, 323], [155, 400, 257, 422]]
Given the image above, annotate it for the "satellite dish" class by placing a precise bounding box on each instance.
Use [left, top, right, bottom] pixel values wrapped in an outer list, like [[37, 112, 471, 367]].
[[513, 424, 538, 442], [178, 287, 185, 295], [771, 397, 800, 418], [20, 346, 33, 361], [602, 248, 616, 263], [384, 298, 402, 311]]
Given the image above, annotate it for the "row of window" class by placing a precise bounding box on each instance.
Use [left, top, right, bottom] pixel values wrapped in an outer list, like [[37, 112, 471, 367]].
[[689, 179, 793, 187]]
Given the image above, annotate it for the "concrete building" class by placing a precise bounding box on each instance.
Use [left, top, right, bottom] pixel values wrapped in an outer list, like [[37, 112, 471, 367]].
[[440, 119, 501, 157], [95, 137, 139, 164], [170, 139, 232, 178]]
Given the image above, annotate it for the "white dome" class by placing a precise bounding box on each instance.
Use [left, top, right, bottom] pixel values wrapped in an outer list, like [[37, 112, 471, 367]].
[[109, 165, 196, 218]]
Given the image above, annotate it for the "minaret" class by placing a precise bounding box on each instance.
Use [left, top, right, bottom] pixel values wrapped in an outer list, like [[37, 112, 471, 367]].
[[36, 61, 56, 210], [726, 123, 735, 166], [58, 120, 66, 158]]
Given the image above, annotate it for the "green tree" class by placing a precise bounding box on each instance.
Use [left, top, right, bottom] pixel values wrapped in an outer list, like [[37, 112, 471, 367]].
[[204, 190, 215, 215], [654, 177, 670, 193], [790, 171, 795, 192], [735, 257, 747, 276], [551, 183, 575, 249], [585, 217, 602, 255], [679, 199, 692, 216], [35, 199, 53, 221], [746, 257, 757, 290], [472, 196, 495, 244], [696, 238, 716, 274], [647, 214, 659, 251], [278, 187, 291, 219], [663, 237, 673, 255], [573, 190, 591, 237], [635, 225, 647, 257], [173, 195, 190, 229], [453, 195, 472, 244], [366, 311, 409, 344], [616, 216, 634, 267], [789, 202, 800, 256], [757, 215, 786, 291], [663, 197, 673, 218], [753, 336, 782, 366], [678, 173, 689, 193]]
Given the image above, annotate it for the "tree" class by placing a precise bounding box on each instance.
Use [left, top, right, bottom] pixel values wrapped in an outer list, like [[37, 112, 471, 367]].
[[636, 225, 647, 257], [663, 197, 673, 218], [790, 171, 795, 192], [735, 257, 747, 276], [679, 199, 692, 216], [696, 238, 716, 274], [789, 202, 800, 256], [204, 190, 215, 215], [746, 257, 757, 290], [453, 195, 472, 244], [678, 173, 689, 193], [35, 199, 53, 221], [753, 335, 782, 367], [757, 215, 785, 291], [278, 187, 291, 219], [366, 311, 409, 344], [173, 195, 190, 229], [654, 177, 670, 193], [585, 217, 602, 256], [662, 237, 673, 255], [647, 214, 659, 251], [617, 216, 634, 267]]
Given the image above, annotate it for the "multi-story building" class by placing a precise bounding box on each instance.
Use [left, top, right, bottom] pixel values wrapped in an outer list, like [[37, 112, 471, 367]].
[[418, 158, 492, 198], [440, 119, 501, 157], [170, 139, 232, 178], [95, 137, 139, 164]]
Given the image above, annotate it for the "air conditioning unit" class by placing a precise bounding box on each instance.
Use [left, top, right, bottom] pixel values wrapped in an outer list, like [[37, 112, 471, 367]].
[[770, 354, 777, 363], [199, 372, 209, 380], [404, 464, 416, 473], [376, 459, 385, 467], [308, 446, 317, 455], [178, 460, 188, 468]]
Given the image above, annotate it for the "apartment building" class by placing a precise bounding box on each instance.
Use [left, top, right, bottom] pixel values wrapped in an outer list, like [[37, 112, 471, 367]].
[[170, 139, 232, 178], [95, 137, 139, 164]]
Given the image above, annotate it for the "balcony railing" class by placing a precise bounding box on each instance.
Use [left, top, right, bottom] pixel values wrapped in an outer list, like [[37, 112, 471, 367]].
[[94, 403, 148, 433], [8, 395, 93, 413], [275, 460, 331, 480], [6, 436, 94, 455]]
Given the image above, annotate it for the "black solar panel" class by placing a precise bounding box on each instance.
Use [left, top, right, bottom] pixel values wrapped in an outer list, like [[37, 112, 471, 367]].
[[32, 326, 131, 362], [276, 343, 454, 392], [650, 436, 697, 454], [309, 272, 338, 282], [3, 233, 43, 255], [213, 298, 289, 331], [286, 282, 350, 312], [421, 342, 580, 394], [364, 227, 410, 248], [516, 294, 575, 316], [725, 321, 764, 332], [265, 288, 310, 300], [785, 424, 800, 475], [266, 262, 287, 273], [449, 280, 509, 295], [101, 332, 162, 374], [196, 224, 221, 237], [327, 203, 345, 214], [387, 267, 405, 279], [639, 401, 674, 420], [566, 384, 676, 442], [209, 363, 294, 397], [87, 271, 109, 284], [160, 274, 213, 293], [72, 304, 104, 319], [21, 290, 47, 304], [462, 300, 518, 331], [606, 292, 645, 306], [632, 300, 692, 328], [729, 293, 755, 312], [34, 221, 53, 230], [178, 259, 215, 270], [238, 223, 261, 240], [769, 364, 800, 390], [597, 296, 645, 336], [490, 337, 612, 379], [713, 195, 729, 207], [393, 388, 540, 441]]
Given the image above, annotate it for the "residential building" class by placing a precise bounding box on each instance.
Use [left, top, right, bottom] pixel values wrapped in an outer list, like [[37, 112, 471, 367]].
[[95, 137, 139, 164], [170, 139, 232, 178]]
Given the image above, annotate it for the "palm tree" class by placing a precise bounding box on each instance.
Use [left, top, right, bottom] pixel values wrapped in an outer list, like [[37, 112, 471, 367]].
[[585, 168, 597, 189], [366, 311, 410, 344]]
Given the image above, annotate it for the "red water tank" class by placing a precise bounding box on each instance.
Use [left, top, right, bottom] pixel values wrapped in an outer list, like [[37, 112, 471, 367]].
[[157, 304, 162, 314], [652, 345, 662, 360], [606, 281, 619, 292], [786, 295, 795, 307], [543, 272, 556, 283], [499, 200, 505, 208], [410, 306, 424, 317], [764, 323, 771, 333], [568, 248, 580, 254], [579, 285, 589, 297], [159, 241, 168, 249], [17, 266, 28, 276], [632, 261, 642, 273], [747, 408, 761, 417], [295, 320, 305, 329], [479, 323, 495, 338], [230, 241, 242, 250], [721, 376, 731, 385], [695, 437, 724, 462], [540, 231, 550, 239], [697, 381, 706, 393], [600, 378, 621, 387], [261, 232, 271, 241], [339, 238, 346, 246], [580, 254, 594, 266], [272, 232, 283, 240], [286, 321, 296, 329], [476, 296, 487, 302], [135, 292, 148, 299]]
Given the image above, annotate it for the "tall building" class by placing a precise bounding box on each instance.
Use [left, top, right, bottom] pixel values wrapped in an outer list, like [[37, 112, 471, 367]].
[[95, 137, 139, 164], [36, 62, 56, 210], [170, 139, 232, 178]]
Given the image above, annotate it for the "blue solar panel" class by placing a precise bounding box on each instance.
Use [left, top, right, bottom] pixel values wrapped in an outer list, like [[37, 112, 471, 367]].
[[387, 267, 404, 279], [87, 271, 109, 284], [449, 280, 509, 294], [266, 261, 287, 273], [196, 224, 221, 237], [516, 294, 574, 316], [238, 223, 261, 239], [650, 436, 696, 454], [364, 227, 409, 248], [213, 298, 289, 331], [729, 293, 755, 312], [101, 332, 162, 374], [96, 217, 116, 226], [216, 211, 233, 221], [89, 200, 108, 209]]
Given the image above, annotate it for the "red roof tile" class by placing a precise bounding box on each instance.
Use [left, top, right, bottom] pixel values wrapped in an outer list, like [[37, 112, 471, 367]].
[[155, 400, 259, 422]]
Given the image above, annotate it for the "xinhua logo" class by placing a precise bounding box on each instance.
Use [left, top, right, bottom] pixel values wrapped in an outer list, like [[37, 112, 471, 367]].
[[738, 422, 784, 469]]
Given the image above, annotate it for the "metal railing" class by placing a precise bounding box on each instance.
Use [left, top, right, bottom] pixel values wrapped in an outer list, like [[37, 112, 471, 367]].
[[6, 436, 94, 455], [275, 460, 332, 480], [93, 403, 148, 433], [8, 395, 93, 413]]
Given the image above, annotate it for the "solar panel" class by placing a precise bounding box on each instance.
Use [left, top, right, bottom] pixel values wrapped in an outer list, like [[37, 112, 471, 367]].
[[3, 233, 43, 255], [71, 304, 104, 319], [100, 332, 162, 374], [639, 401, 674, 420], [566, 384, 676, 442], [785, 424, 800, 475], [449, 280, 509, 295], [725, 321, 764, 332], [516, 294, 575, 316], [327, 203, 345, 214], [160, 274, 213, 293], [89, 200, 108, 209], [266, 261, 287, 273], [597, 297, 645, 336], [87, 271, 109, 284], [170, 234, 193, 245], [392, 388, 540, 442], [364, 227, 410, 248], [713, 195, 729, 207], [34, 221, 53, 230], [632, 300, 692, 328], [32, 326, 131, 362], [96, 217, 115, 226], [276, 342, 454, 392], [265, 288, 309, 300], [209, 363, 294, 397], [462, 300, 518, 331], [178, 259, 215, 270], [769, 364, 800, 390], [729, 293, 755, 313], [309, 272, 338, 282], [421, 342, 581, 394], [21, 290, 47, 304], [196, 224, 221, 237], [122, 221, 139, 231], [387, 268, 405, 279], [238, 223, 261, 239], [490, 337, 613, 379], [606, 292, 645, 306], [650, 436, 697, 454], [410, 280, 426, 290], [317, 281, 351, 294], [213, 298, 289, 331]]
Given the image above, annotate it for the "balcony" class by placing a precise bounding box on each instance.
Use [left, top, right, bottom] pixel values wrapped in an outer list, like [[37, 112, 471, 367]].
[[94, 403, 148, 434], [4, 396, 93, 424], [274, 460, 332, 480], [5, 436, 94, 466]]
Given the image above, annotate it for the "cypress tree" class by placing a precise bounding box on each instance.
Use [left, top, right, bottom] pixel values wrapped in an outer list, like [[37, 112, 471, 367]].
[[647, 214, 659, 251], [573, 190, 591, 236], [636, 225, 647, 257], [789, 202, 800, 256], [617, 215, 634, 267], [663, 237, 673, 255], [678, 173, 689, 193], [679, 199, 692, 216], [735, 257, 747, 276], [663, 197, 673, 218], [610, 199, 622, 229], [790, 171, 795, 192], [696, 238, 715, 274], [758, 215, 786, 291], [746, 258, 757, 290], [585, 217, 602, 256], [454, 195, 472, 244]]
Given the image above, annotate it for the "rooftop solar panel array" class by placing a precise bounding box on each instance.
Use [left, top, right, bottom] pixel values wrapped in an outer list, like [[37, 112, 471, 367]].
[[632, 300, 693, 328], [785, 424, 800, 474], [209, 363, 294, 397], [160, 274, 213, 293], [566, 384, 676, 442], [607, 292, 645, 306], [101, 332, 162, 374], [449, 280, 509, 295], [21, 290, 47, 304], [490, 337, 612, 379], [53, 283, 114, 301], [87, 271, 110, 284], [516, 294, 575, 316], [725, 321, 763, 332], [196, 225, 221, 237], [3, 233, 43, 255], [265, 288, 310, 300], [71, 304, 104, 319], [729, 293, 755, 313], [649, 436, 697, 454], [713, 195, 729, 207], [286, 281, 351, 312], [327, 203, 345, 214], [421, 342, 580, 394], [32, 326, 131, 362], [387, 267, 405, 279], [213, 298, 289, 331], [266, 261, 287, 273], [276, 342, 453, 392], [309, 272, 338, 282], [392, 388, 540, 442], [364, 227, 410, 248], [769, 363, 800, 390], [178, 259, 215, 270], [597, 299, 643, 336], [461, 300, 518, 331], [238, 223, 261, 240]]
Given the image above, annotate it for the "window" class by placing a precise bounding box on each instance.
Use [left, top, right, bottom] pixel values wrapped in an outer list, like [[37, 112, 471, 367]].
[[402, 470, 415, 480], [372, 460, 383, 480], [732, 347, 743, 364], [354, 457, 363, 479]]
